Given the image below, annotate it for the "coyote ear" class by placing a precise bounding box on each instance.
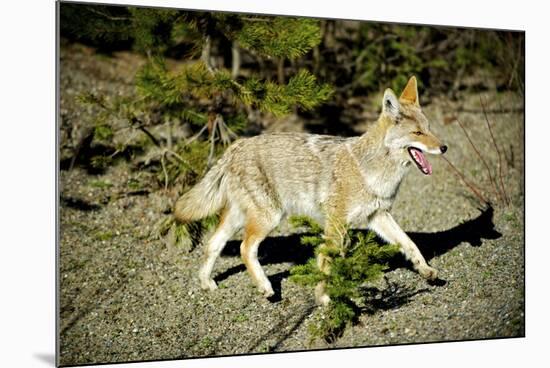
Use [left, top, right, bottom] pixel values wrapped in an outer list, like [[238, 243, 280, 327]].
[[400, 76, 420, 106], [382, 88, 400, 118]]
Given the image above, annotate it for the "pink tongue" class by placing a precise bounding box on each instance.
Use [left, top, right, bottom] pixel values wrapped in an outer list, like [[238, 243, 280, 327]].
[[411, 148, 432, 175]]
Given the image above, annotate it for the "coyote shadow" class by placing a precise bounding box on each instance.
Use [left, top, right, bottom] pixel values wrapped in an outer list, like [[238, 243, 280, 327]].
[[383, 205, 502, 272], [360, 279, 431, 315], [215, 205, 501, 298], [215, 233, 314, 291]]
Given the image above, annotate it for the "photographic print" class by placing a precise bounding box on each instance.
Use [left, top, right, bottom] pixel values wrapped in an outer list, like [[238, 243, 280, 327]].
[[57, 1, 525, 366]]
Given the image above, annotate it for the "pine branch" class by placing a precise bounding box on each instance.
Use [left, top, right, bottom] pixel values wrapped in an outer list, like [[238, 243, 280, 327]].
[[136, 60, 333, 117], [237, 17, 322, 60]]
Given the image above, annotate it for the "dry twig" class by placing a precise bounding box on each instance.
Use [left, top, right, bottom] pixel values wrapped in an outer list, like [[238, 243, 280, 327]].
[[442, 155, 489, 205], [480, 96, 510, 205], [455, 118, 502, 203]]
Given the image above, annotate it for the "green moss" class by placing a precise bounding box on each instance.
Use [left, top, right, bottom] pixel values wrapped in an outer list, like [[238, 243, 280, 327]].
[[93, 124, 114, 142], [88, 179, 114, 189], [198, 337, 214, 350], [503, 212, 516, 222], [127, 178, 142, 191], [94, 230, 114, 241], [90, 156, 113, 170], [232, 314, 249, 323]]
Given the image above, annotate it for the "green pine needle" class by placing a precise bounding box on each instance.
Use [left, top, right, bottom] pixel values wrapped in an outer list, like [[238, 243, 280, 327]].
[[238, 18, 321, 59]]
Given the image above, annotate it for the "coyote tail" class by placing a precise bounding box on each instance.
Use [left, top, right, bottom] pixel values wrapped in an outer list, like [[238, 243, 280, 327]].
[[173, 159, 228, 223]]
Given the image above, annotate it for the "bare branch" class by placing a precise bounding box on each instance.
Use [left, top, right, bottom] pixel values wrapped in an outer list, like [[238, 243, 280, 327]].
[[185, 124, 209, 145], [129, 116, 161, 147], [88, 8, 130, 21], [480, 96, 510, 206], [455, 118, 502, 203], [442, 156, 489, 205]]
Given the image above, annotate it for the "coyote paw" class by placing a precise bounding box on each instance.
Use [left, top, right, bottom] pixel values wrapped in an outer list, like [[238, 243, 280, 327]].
[[419, 265, 439, 281], [314, 282, 331, 306], [262, 288, 275, 298], [260, 282, 275, 298], [200, 278, 218, 291], [316, 293, 331, 306]]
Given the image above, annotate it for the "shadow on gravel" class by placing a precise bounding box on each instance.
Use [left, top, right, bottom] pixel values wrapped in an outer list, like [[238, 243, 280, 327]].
[[217, 234, 314, 276], [216, 234, 314, 302], [61, 196, 101, 211], [215, 206, 500, 293], [380, 205, 501, 283], [249, 302, 318, 353], [360, 279, 430, 315], [410, 205, 502, 260]]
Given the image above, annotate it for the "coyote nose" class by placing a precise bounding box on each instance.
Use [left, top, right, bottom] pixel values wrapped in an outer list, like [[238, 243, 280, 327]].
[[440, 145, 448, 154]]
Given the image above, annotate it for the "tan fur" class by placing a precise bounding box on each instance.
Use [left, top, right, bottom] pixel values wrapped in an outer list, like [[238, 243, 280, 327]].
[[175, 76, 447, 305]]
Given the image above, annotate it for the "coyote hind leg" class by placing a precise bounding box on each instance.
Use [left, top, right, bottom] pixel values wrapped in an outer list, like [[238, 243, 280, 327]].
[[240, 210, 281, 298], [198, 206, 243, 291]]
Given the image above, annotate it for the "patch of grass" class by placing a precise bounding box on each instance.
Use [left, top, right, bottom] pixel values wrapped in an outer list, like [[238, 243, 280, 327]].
[[93, 230, 114, 241], [127, 178, 143, 191], [258, 343, 272, 353], [198, 337, 214, 350], [90, 155, 113, 170], [94, 124, 114, 142], [64, 258, 89, 272], [232, 314, 249, 323], [88, 179, 114, 189], [503, 211, 516, 222]]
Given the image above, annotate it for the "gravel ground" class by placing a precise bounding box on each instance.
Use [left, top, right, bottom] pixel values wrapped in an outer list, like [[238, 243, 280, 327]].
[[58, 43, 524, 366]]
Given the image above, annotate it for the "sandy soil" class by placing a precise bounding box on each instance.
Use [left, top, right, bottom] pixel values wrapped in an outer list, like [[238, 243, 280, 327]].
[[58, 43, 524, 366]]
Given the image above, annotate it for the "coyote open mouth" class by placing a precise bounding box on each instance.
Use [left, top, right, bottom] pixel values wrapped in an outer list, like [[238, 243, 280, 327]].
[[408, 147, 432, 175]]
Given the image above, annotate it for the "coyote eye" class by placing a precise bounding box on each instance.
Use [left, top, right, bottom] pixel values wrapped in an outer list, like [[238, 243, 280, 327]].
[[413, 131, 423, 136]]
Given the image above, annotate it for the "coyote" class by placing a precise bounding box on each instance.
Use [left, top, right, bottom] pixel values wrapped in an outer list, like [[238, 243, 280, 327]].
[[174, 76, 447, 305]]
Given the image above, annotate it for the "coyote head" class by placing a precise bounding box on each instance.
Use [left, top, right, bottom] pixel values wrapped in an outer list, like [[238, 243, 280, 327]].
[[380, 76, 447, 175]]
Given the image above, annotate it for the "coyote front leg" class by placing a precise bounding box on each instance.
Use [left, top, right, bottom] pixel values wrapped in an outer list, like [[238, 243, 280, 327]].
[[368, 210, 438, 280]]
